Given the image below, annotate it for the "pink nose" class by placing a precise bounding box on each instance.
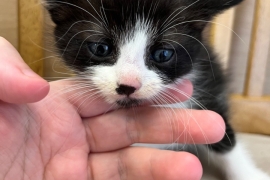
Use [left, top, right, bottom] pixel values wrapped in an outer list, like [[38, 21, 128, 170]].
[[118, 77, 142, 90]]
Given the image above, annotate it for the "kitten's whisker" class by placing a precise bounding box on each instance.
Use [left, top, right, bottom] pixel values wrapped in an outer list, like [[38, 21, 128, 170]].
[[151, 95, 176, 144], [46, 79, 95, 96], [156, 92, 186, 145], [29, 37, 55, 53], [160, 17, 185, 35], [85, 0, 107, 28], [55, 20, 103, 45], [164, 85, 207, 110], [154, 93, 194, 152], [161, 0, 200, 31], [58, 88, 100, 111], [45, 87, 97, 117], [48, 85, 96, 104], [27, 55, 61, 66], [76, 92, 103, 114], [160, 7, 185, 29], [161, 91, 211, 148], [162, 20, 246, 47], [100, 0, 109, 27], [163, 85, 229, 145], [103, 103, 117, 115], [154, 87, 194, 147], [51, 60, 77, 76], [149, 88, 177, 144]]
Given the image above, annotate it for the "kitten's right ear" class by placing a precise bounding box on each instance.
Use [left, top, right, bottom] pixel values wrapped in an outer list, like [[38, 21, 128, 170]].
[[43, 0, 72, 24]]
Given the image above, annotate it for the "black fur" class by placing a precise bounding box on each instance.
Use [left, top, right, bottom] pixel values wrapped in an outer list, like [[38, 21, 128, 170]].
[[45, 0, 243, 153]]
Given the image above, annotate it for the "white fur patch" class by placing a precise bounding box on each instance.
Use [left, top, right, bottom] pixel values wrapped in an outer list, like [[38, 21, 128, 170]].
[[209, 143, 270, 180], [89, 20, 164, 104]]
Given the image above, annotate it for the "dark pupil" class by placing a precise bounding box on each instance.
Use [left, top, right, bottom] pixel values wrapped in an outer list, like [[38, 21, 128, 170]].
[[89, 43, 110, 57], [159, 51, 169, 60], [96, 44, 108, 56], [153, 49, 173, 63]]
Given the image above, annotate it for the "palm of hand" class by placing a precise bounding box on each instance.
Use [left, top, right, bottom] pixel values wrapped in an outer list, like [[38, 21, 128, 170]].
[[0, 86, 89, 179], [0, 80, 225, 180], [0, 37, 225, 180]]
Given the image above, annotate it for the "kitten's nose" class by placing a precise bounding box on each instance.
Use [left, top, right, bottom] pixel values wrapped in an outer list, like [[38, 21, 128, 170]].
[[116, 85, 136, 96]]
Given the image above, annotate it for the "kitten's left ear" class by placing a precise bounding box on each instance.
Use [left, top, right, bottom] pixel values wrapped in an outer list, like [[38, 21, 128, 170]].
[[186, 0, 244, 28], [190, 0, 244, 16]]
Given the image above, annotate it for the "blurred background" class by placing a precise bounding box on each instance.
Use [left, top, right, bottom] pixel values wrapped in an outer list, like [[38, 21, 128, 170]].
[[0, 0, 269, 135], [1, 0, 270, 178]]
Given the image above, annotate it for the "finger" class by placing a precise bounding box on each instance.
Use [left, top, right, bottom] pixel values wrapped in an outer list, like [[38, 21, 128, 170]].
[[0, 37, 49, 103], [89, 147, 202, 180], [84, 108, 225, 152], [52, 79, 193, 118]]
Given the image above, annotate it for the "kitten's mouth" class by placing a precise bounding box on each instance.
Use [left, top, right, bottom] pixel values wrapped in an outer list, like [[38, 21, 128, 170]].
[[116, 98, 142, 108]]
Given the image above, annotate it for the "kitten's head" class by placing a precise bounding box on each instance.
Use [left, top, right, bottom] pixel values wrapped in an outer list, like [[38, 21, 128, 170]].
[[45, 0, 243, 107]]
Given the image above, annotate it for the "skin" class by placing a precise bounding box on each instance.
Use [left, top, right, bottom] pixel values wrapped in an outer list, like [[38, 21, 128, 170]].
[[0, 37, 225, 180]]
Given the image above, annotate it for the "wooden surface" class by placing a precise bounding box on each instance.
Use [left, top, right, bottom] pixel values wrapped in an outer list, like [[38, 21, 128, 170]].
[[228, 0, 256, 94], [265, 56, 270, 95], [0, 0, 18, 49], [19, 0, 44, 76], [230, 95, 270, 135], [245, 0, 270, 97], [210, 1, 270, 135]]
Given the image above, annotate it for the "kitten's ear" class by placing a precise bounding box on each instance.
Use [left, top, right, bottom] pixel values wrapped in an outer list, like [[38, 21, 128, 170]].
[[43, 0, 73, 24], [191, 0, 243, 16], [200, 0, 243, 11], [186, 0, 243, 28]]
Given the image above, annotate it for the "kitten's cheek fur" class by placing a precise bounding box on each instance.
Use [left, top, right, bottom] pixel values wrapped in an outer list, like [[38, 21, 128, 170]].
[[90, 65, 165, 104]]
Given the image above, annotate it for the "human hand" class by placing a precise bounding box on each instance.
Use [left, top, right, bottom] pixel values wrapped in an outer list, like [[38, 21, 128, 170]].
[[0, 37, 225, 180]]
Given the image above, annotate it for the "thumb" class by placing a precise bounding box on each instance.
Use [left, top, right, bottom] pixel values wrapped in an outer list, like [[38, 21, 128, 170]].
[[0, 37, 49, 104]]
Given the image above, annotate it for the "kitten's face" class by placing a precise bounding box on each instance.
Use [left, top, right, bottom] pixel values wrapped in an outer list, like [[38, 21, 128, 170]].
[[46, 0, 242, 107]]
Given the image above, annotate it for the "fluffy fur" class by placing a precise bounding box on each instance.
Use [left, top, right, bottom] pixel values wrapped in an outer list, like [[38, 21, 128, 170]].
[[45, 0, 270, 179]]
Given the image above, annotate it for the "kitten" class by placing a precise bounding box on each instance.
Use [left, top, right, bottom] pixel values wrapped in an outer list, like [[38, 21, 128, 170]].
[[45, 0, 270, 179]]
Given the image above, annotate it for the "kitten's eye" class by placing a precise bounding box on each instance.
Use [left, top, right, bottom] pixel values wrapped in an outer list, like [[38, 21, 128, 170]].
[[88, 42, 112, 57], [151, 49, 174, 63]]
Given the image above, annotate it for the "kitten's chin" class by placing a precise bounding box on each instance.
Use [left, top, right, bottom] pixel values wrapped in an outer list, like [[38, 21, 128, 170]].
[[116, 98, 143, 108]]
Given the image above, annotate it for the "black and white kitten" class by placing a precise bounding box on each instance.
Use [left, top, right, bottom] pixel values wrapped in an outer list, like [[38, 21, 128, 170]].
[[44, 0, 270, 179]]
